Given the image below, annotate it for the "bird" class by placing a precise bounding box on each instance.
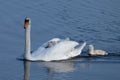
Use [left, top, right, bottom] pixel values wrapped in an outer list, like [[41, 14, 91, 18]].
[[88, 44, 108, 56], [24, 17, 86, 61]]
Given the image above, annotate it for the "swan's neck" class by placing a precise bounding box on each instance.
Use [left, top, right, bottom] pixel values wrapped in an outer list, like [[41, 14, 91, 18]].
[[25, 25, 31, 60]]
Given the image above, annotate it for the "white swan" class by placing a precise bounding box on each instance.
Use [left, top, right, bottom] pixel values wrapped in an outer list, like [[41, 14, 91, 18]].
[[24, 17, 86, 61], [88, 45, 108, 56]]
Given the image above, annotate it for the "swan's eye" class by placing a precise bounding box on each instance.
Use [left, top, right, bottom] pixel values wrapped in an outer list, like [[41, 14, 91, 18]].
[[25, 19, 29, 23]]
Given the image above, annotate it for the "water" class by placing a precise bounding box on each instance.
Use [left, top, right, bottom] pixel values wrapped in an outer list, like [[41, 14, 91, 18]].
[[0, 0, 120, 80]]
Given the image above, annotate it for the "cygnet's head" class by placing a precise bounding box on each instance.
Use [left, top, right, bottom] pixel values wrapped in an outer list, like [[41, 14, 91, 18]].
[[88, 45, 94, 51], [24, 17, 31, 29], [50, 38, 60, 42]]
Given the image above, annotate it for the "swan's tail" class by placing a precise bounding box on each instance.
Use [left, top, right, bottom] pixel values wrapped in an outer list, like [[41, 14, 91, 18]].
[[69, 42, 86, 58], [78, 42, 86, 51], [75, 42, 86, 55]]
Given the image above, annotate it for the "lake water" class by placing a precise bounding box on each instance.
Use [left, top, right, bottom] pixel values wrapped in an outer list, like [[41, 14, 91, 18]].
[[0, 0, 120, 80]]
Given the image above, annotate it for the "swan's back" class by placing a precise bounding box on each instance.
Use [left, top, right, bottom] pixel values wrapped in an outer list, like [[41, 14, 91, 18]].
[[32, 39, 79, 61], [49, 40, 79, 56]]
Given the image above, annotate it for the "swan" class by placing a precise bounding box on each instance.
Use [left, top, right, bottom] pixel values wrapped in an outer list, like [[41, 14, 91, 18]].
[[88, 45, 108, 56], [24, 17, 86, 61]]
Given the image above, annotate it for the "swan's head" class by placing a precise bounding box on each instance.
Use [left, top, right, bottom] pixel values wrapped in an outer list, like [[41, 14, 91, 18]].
[[24, 17, 31, 29]]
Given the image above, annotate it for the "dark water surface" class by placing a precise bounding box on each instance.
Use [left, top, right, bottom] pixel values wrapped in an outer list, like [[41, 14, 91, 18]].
[[0, 0, 120, 80]]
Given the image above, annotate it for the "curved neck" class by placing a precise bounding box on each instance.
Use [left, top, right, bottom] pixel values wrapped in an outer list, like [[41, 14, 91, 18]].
[[25, 25, 31, 60], [89, 45, 94, 54]]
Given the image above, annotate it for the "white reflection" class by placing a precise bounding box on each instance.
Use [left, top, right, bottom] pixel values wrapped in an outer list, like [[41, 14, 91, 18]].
[[23, 60, 92, 80], [23, 60, 75, 80], [39, 61, 75, 73], [24, 61, 31, 80], [39, 61, 77, 80]]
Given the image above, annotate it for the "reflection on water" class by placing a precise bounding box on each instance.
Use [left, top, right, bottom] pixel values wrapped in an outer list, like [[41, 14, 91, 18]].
[[23, 54, 120, 80], [39, 61, 75, 73], [23, 60, 92, 80], [24, 61, 30, 80], [23, 61, 76, 80], [39, 61, 77, 80]]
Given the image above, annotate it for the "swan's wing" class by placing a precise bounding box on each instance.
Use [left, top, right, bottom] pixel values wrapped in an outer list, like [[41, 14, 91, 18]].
[[32, 38, 61, 57], [47, 40, 79, 58], [32, 46, 45, 57], [32, 40, 79, 61], [64, 42, 86, 58], [32, 38, 81, 61]]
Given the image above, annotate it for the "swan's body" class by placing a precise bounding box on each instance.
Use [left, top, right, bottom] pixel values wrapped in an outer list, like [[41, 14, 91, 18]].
[[88, 45, 108, 56], [24, 17, 86, 61]]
